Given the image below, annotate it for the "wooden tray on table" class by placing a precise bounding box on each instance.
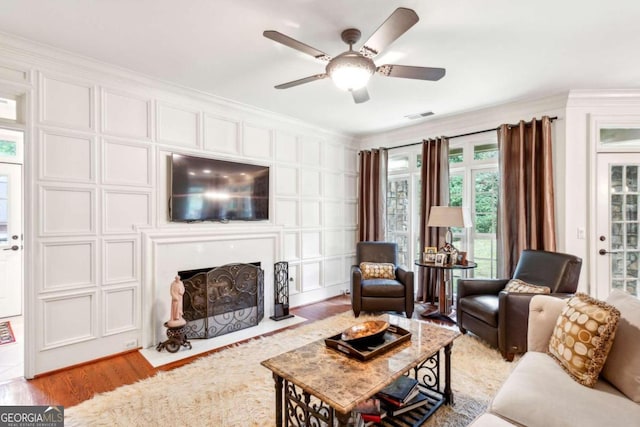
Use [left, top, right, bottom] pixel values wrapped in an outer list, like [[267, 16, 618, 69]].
[[324, 324, 412, 361]]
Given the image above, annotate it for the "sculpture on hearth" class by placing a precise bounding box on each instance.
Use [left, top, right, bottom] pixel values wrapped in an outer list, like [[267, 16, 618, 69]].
[[168, 275, 186, 327]]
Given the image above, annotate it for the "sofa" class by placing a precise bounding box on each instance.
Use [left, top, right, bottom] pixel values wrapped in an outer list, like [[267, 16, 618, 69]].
[[470, 292, 640, 426]]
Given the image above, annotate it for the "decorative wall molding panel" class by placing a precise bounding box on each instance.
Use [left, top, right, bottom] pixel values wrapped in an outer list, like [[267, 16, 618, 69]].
[[301, 201, 321, 227], [301, 170, 321, 197], [243, 123, 272, 159], [276, 132, 298, 163], [40, 186, 95, 236], [301, 261, 321, 291], [300, 136, 322, 166], [283, 231, 300, 261], [103, 238, 138, 284], [276, 199, 299, 227], [41, 291, 96, 350], [156, 102, 199, 147], [102, 190, 152, 233], [39, 129, 95, 183], [323, 257, 343, 286], [102, 138, 153, 187], [101, 88, 152, 139], [302, 231, 322, 259], [41, 240, 96, 292], [39, 73, 95, 130], [203, 113, 240, 154], [103, 286, 137, 336], [276, 166, 298, 196]]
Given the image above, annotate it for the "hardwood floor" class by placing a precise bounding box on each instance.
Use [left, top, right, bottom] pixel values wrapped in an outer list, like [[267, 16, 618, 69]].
[[0, 295, 447, 408], [0, 295, 353, 407]]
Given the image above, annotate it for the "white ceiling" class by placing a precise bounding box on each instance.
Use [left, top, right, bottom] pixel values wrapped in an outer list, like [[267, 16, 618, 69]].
[[1, 0, 639, 136]]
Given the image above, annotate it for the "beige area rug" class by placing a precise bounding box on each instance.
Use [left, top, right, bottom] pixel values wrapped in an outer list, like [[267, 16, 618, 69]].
[[65, 312, 517, 426]]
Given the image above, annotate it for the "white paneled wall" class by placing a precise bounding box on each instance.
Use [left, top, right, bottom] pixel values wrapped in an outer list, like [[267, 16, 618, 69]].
[[0, 35, 357, 374]]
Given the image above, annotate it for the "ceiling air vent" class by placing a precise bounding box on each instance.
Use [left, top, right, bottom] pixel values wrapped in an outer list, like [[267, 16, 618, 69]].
[[405, 111, 434, 120]]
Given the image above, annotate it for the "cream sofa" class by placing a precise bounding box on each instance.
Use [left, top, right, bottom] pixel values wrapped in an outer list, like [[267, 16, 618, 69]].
[[471, 293, 640, 426]]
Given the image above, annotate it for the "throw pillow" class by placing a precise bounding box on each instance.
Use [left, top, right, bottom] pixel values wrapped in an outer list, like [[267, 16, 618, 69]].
[[504, 279, 551, 294], [359, 262, 395, 280], [601, 289, 640, 402], [548, 292, 620, 387]]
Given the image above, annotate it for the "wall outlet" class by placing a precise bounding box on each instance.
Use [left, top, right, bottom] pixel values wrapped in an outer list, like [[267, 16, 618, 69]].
[[124, 339, 138, 349]]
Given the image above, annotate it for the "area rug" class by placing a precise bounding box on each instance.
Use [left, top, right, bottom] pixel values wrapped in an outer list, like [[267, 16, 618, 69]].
[[65, 312, 517, 426], [0, 321, 15, 345]]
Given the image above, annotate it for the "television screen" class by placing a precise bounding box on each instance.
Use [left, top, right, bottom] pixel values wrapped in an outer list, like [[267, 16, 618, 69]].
[[170, 154, 269, 222]]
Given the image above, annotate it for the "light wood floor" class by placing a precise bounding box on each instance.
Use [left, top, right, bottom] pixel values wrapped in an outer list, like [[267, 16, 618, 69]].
[[0, 295, 442, 408], [0, 295, 353, 407]]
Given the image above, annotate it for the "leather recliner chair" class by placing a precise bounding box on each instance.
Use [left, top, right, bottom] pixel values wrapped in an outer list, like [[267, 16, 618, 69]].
[[351, 242, 414, 318], [456, 249, 582, 361]]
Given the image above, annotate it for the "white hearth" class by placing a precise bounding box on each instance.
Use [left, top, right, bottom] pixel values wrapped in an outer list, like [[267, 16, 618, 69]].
[[141, 227, 282, 348]]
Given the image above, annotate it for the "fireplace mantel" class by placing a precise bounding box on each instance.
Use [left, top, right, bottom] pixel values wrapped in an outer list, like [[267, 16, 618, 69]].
[[141, 227, 282, 348]]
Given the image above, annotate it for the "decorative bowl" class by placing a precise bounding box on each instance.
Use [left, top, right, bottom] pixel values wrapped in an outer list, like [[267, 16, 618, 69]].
[[341, 320, 390, 347]]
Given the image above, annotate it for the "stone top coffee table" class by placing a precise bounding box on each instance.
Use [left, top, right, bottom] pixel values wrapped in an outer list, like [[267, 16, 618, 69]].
[[261, 314, 460, 427]]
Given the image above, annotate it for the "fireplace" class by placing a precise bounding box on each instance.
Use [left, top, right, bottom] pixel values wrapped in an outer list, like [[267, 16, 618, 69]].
[[179, 263, 264, 339]]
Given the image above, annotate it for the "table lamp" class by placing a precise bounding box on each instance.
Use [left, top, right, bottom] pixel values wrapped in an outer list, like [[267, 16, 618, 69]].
[[427, 206, 473, 253]]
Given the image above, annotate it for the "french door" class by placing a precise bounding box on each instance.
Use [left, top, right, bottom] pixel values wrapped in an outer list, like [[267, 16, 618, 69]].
[[595, 153, 640, 299], [0, 162, 22, 318]]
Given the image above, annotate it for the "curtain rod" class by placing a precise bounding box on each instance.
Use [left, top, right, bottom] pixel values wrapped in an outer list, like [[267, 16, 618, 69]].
[[384, 116, 558, 151]]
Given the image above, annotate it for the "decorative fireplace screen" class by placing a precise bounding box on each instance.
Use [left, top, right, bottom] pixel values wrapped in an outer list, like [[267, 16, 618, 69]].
[[181, 263, 264, 339]]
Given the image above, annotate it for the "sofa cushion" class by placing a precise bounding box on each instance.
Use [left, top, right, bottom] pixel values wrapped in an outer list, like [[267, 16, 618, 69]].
[[459, 295, 499, 327], [360, 262, 395, 280], [602, 289, 640, 402], [548, 293, 620, 387], [504, 278, 550, 294], [490, 352, 640, 426]]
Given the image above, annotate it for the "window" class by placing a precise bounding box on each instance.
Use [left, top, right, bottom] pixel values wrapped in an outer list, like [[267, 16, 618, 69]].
[[387, 136, 499, 279]]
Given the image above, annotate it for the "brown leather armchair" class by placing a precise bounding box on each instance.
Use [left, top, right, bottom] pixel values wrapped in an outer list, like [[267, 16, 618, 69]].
[[456, 249, 582, 361], [351, 242, 414, 318]]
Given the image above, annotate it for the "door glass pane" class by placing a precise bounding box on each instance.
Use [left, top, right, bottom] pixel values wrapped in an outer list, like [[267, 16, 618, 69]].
[[601, 128, 640, 146], [388, 156, 409, 172], [0, 128, 22, 159], [387, 178, 409, 265], [0, 97, 17, 121], [0, 175, 7, 244], [609, 164, 640, 296]]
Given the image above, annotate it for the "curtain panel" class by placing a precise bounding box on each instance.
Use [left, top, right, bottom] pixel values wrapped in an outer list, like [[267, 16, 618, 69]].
[[358, 148, 388, 242], [417, 138, 449, 302], [497, 116, 557, 277]]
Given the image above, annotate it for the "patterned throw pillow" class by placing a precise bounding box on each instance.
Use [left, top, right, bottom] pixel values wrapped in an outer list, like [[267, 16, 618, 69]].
[[504, 279, 551, 294], [548, 293, 620, 387], [359, 262, 395, 280]]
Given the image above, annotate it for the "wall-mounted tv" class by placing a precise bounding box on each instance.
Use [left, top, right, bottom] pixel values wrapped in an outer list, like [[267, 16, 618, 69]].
[[170, 153, 269, 222]]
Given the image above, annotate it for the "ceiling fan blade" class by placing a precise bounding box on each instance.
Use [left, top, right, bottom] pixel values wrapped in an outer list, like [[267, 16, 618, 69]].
[[377, 65, 446, 81], [359, 7, 419, 58], [351, 87, 370, 104], [263, 31, 331, 61], [275, 74, 328, 89]]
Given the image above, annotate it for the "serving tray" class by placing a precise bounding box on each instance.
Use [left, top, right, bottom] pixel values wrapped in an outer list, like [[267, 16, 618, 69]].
[[325, 324, 412, 361]]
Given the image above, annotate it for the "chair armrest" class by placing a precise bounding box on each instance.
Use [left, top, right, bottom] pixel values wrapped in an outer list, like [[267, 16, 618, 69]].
[[396, 266, 415, 301], [351, 265, 363, 307], [457, 278, 509, 300], [498, 291, 538, 354], [527, 295, 566, 352]]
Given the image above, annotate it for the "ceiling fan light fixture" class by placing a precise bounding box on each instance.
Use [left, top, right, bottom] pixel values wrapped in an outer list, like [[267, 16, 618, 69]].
[[326, 52, 375, 91]]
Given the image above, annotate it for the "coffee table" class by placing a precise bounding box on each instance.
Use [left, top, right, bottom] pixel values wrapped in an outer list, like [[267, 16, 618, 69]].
[[261, 314, 460, 426]]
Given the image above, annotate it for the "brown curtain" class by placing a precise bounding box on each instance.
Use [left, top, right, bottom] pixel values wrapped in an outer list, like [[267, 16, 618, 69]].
[[497, 116, 556, 277], [358, 148, 388, 241], [417, 138, 449, 302]]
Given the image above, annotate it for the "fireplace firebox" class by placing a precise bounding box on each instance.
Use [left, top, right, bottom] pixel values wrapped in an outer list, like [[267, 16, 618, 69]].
[[179, 263, 264, 339]]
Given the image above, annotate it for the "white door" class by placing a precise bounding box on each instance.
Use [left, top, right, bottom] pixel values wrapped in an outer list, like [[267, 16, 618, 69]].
[[595, 153, 640, 299], [0, 162, 22, 318]]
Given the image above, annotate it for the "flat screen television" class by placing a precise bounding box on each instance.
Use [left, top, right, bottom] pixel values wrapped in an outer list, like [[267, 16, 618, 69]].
[[170, 153, 269, 222]]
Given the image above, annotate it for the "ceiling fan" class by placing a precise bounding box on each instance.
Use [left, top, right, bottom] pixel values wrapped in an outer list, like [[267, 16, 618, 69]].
[[263, 7, 445, 104]]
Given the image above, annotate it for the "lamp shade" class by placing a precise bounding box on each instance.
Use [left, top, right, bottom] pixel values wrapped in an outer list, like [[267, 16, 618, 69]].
[[427, 206, 473, 228]]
